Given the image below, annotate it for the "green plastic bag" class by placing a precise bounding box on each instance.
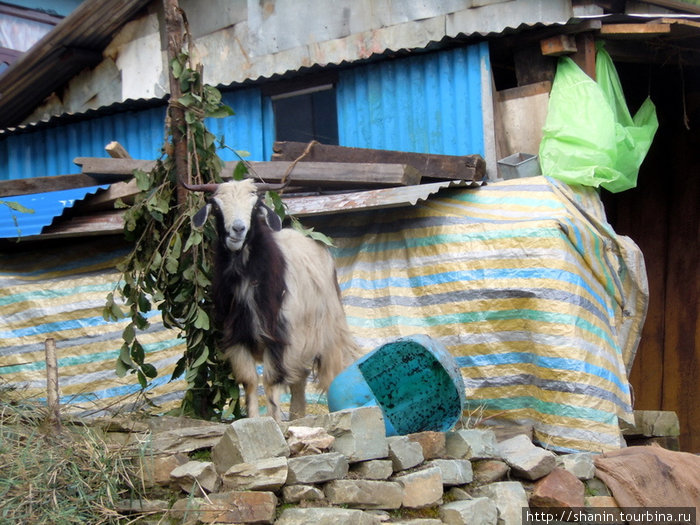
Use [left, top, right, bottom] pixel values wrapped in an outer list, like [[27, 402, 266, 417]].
[[539, 42, 658, 193]]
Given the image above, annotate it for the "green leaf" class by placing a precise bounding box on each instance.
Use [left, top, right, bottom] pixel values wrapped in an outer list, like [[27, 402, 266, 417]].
[[165, 256, 179, 274], [194, 308, 210, 330], [123, 323, 135, 344], [131, 340, 145, 364], [233, 161, 248, 181], [171, 58, 183, 78], [141, 363, 158, 379], [134, 169, 151, 191], [206, 106, 234, 119], [191, 347, 209, 369], [116, 358, 129, 378], [137, 370, 148, 388], [1, 200, 34, 214]]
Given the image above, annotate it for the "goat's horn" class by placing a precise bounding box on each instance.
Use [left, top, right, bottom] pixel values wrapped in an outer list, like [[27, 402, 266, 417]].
[[181, 181, 220, 193], [255, 181, 290, 193]]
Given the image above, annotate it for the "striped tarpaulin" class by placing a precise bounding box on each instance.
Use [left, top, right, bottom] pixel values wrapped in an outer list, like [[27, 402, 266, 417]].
[[0, 238, 187, 416], [311, 176, 646, 453]]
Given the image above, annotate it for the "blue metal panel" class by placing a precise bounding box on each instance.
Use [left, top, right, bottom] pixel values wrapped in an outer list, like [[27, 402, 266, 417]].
[[0, 86, 267, 182], [0, 185, 109, 239], [337, 43, 488, 157], [208, 87, 267, 163]]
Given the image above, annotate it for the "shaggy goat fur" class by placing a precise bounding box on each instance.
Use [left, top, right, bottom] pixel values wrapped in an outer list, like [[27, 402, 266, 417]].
[[193, 179, 359, 421]]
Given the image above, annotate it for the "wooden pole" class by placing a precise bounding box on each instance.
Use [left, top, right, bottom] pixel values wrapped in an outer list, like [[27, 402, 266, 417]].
[[44, 338, 61, 430], [162, 0, 189, 204]]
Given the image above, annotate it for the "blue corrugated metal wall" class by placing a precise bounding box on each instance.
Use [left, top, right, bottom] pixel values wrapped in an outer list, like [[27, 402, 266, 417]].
[[0, 88, 266, 181], [0, 44, 488, 181], [336, 42, 488, 157]]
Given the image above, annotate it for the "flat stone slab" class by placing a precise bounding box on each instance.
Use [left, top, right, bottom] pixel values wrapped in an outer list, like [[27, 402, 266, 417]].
[[445, 429, 498, 460], [170, 460, 220, 495], [287, 451, 349, 484], [351, 459, 394, 480], [440, 497, 498, 525], [171, 490, 277, 524], [221, 456, 288, 491], [427, 459, 473, 486], [472, 481, 529, 525], [388, 435, 424, 471], [324, 479, 403, 509]]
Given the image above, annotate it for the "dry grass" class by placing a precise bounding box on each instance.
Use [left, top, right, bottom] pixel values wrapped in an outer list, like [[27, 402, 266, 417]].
[[0, 391, 145, 524]]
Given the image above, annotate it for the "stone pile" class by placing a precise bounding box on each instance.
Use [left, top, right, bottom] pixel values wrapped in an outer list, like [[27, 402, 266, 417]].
[[119, 406, 619, 524]]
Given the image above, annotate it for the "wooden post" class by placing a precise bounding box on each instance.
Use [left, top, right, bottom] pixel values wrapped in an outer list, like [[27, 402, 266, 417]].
[[162, 0, 189, 204], [44, 338, 61, 431]]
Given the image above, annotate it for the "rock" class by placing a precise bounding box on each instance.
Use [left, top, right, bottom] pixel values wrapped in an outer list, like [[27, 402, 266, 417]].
[[407, 431, 446, 460], [291, 407, 388, 462], [473, 481, 529, 525], [287, 451, 349, 484], [135, 452, 188, 487], [446, 486, 473, 501], [440, 497, 498, 525], [282, 484, 325, 503], [387, 435, 424, 471], [395, 466, 443, 508], [497, 434, 556, 480], [286, 426, 335, 455], [530, 468, 585, 509], [221, 456, 288, 491], [351, 459, 394, 480], [211, 417, 289, 474], [445, 429, 498, 459], [170, 461, 220, 495], [621, 410, 680, 437], [276, 507, 382, 524], [148, 423, 229, 455], [556, 453, 596, 480], [584, 495, 620, 508], [171, 490, 277, 523], [114, 498, 170, 514], [324, 479, 403, 509], [427, 459, 473, 486], [472, 459, 510, 484]]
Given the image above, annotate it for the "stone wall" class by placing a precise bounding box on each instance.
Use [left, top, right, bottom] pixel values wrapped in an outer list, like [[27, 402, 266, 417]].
[[113, 406, 621, 524]]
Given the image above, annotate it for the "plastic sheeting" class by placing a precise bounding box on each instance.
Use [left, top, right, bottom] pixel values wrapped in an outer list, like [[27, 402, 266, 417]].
[[0, 238, 187, 416], [310, 176, 647, 453]]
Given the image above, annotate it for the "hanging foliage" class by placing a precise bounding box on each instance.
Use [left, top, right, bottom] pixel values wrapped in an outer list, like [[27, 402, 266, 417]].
[[103, 48, 241, 420]]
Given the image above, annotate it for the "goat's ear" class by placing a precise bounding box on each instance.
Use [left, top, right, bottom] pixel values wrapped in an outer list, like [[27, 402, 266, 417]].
[[257, 202, 282, 231], [192, 203, 211, 228]]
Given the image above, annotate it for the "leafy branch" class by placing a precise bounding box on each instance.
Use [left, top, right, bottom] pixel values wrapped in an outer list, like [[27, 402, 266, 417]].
[[104, 48, 240, 420]]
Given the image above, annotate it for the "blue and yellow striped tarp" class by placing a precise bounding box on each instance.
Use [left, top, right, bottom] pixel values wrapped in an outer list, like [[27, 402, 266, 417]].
[[312, 176, 647, 453], [0, 238, 187, 416]]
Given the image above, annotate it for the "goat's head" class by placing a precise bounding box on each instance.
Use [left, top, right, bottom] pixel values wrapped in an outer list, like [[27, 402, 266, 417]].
[[183, 179, 282, 252]]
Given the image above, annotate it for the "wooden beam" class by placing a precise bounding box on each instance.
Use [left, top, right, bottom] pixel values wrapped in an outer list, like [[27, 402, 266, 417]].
[[247, 161, 422, 188], [75, 157, 426, 188], [271, 142, 486, 181], [0, 174, 107, 197], [571, 32, 596, 80], [540, 34, 577, 57], [600, 23, 671, 38]]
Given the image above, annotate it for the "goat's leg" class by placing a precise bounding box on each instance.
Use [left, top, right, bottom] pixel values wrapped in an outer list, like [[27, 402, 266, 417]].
[[227, 346, 260, 417], [289, 375, 308, 421]]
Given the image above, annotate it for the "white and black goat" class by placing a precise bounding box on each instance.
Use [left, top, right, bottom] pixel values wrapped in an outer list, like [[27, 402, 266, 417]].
[[184, 178, 360, 421]]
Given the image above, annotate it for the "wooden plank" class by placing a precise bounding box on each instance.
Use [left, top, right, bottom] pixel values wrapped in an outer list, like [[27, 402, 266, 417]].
[[0, 173, 107, 197], [106, 141, 132, 159], [247, 161, 422, 188], [271, 142, 486, 181], [37, 210, 126, 238], [600, 23, 672, 37], [74, 157, 155, 178]]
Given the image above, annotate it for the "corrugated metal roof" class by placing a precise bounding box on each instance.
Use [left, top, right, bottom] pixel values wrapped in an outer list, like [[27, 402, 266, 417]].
[[0, 185, 108, 239], [0, 0, 151, 129]]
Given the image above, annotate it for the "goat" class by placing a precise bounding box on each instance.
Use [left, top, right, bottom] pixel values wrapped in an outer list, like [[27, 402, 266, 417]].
[[184, 178, 360, 421]]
